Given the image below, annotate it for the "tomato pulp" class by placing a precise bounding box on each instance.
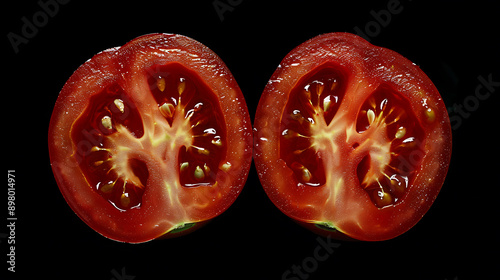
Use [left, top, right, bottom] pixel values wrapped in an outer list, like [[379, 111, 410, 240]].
[[253, 33, 452, 241], [49, 34, 253, 243]]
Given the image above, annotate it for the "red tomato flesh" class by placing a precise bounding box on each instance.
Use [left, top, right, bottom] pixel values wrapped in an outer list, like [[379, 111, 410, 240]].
[[49, 34, 252, 243], [254, 33, 452, 241]]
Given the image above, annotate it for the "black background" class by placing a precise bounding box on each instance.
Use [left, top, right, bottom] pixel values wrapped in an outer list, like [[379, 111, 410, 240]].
[[4, 0, 500, 279]]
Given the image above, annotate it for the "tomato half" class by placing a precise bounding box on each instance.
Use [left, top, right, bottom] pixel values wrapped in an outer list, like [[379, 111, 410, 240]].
[[48, 33, 252, 243], [253, 33, 452, 241]]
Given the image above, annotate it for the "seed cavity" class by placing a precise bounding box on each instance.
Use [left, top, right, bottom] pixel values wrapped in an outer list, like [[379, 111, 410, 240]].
[[101, 115, 113, 130], [113, 99, 125, 113], [146, 65, 227, 189]]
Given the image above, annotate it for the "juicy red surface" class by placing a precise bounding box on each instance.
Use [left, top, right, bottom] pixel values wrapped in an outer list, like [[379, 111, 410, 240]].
[[72, 83, 146, 210], [48, 33, 253, 242], [146, 63, 227, 187], [354, 84, 425, 206], [253, 32, 452, 241], [279, 66, 349, 186]]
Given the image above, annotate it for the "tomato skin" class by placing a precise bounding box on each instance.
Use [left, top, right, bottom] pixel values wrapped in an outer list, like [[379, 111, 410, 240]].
[[254, 33, 452, 241], [49, 34, 252, 243]]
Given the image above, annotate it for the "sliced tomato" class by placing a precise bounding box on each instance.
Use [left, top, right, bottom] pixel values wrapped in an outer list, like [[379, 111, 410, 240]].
[[253, 33, 452, 241], [48, 33, 252, 243]]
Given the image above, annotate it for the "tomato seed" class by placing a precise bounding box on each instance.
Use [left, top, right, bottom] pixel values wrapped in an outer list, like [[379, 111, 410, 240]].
[[159, 103, 175, 118], [374, 190, 392, 208], [395, 126, 406, 139], [203, 164, 211, 174], [191, 145, 210, 156], [389, 174, 408, 196], [113, 99, 125, 113], [367, 109, 375, 125], [101, 116, 113, 130], [211, 138, 222, 147], [120, 193, 131, 208], [178, 78, 186, 95], [180, 162, 189, 172], [330, 80, 338, 91], [99, 180, 115, 193], [194, 165, 205, 180], [301, 167, 312, 182], [157, 77, 166, 92], [425, 107, 436, 123], [220, 162, 231, 172], [323, 95, 332, 112]]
